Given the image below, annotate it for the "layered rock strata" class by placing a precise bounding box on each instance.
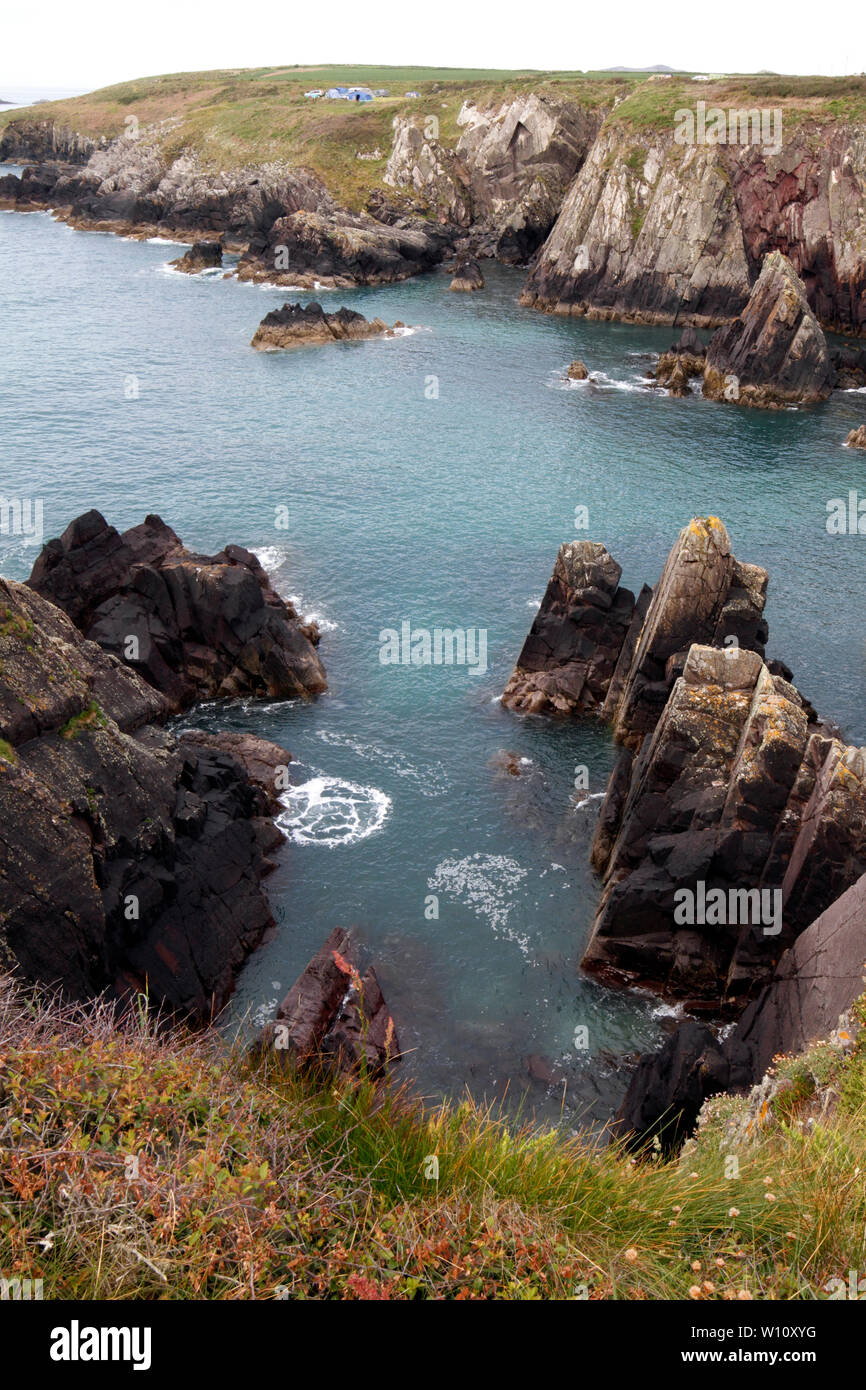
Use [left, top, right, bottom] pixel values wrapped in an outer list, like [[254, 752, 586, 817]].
[[702, 252, 836, 407]]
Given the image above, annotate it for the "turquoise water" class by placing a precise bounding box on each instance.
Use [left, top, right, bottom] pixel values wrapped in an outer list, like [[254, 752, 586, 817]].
[[2, 206, 866, 1127]]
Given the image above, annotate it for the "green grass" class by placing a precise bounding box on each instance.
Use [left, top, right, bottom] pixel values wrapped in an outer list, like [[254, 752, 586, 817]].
[[1, 979, 864, 1299], [58, 700, 108, 740], [3, 67, 863, 210]]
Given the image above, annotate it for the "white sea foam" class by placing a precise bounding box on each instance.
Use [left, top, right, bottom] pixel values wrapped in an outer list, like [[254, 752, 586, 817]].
[[651, 999, 687, 1021], [573, 791, 605, 810], [249, 546, 339, 632], [428, 852, 530, 954], [277, 775, 391, 846], [316, 729, 449, 797], [145, 235, 191, 246]]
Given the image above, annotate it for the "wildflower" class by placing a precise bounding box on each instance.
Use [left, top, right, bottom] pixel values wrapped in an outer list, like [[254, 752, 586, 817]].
[[689, 1171, 699, 1179], [689, 1285, 702, 1300], [672, 1204, 682, 1213], [714, 1257, 725, 1267], [763, 1175, 774, 1185], [737, 1289, 752, 1300], [728, 1207, 740, 1218], [764, 1192, 776, 1202], [624, 1248, 638, 1263], [691, 1260, 702, 1272], [702, 1281, 715, 1294]]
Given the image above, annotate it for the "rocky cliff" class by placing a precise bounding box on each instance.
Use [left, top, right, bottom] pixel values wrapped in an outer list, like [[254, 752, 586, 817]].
[[521, 121, 866, 335], [28, 511, 326, 713], [384, 96, 605, 262], [618, 869, 866, 1149], [506, 517, 866, 1009], [703, 250, 836, 406], [0, 575, 289, 1019]]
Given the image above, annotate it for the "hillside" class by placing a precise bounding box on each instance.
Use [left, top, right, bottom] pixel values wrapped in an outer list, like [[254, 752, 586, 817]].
[[4, 68, 864, 212], [2, 978, 864, 1300], [0, 66, 629, 209]]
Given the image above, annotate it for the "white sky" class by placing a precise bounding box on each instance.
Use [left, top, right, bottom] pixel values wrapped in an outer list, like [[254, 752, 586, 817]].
[[1, 0, 863, 91]]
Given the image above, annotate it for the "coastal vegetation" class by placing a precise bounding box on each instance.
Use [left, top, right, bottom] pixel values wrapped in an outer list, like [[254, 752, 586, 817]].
[[1, 979, 864, 1300]]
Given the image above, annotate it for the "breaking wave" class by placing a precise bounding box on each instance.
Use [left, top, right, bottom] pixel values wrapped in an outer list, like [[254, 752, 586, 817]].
[[277, 775, 391, 846]]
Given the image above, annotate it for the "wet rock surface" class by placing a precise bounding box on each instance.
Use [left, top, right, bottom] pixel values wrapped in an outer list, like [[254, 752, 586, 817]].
[[251, 300, 397, 348], [170, 239, 223, 274], [28, 510, 326, 713], [449, 256, 484, 291], [256, 927, 400, 1080]]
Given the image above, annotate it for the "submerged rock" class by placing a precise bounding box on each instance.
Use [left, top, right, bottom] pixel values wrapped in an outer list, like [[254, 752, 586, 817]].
[[256, 928, 400, 1080], [0, 576, 286, 1019], [251, 300, 397, 349], [449, 256, 484, 292], [703, 251, 836, 408], [28, 510, 326, 713], [170, 239, 223, 273]]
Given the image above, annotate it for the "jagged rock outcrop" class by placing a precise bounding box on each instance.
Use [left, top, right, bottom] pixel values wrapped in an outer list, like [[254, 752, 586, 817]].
[[651, 350, 705, 395], [617, 868, 866, 1149], [584, 642, 866, 1006], [251, 301, 398, 349], [0, 124, 330, 246], [237, 207, 451, 288], [0, 118, 100, 165], [383, 118, 472, 226], [501, 541, 646, 717], [521, 121, 866, 336], [503, 517, 767, 738], [28, 511, 326, 713], [256, 927, 399, 1080], [449, 256, 484, 292], [610, 517, 768, 747], [520, 129, 753, 325], [0, 576, 287, 1019], [703, 252, 836, 407], [615, 1021, 753, 1152], [170, 239, 223, 273], [384, 96, 605, 262], [847, 425, 866, 448]]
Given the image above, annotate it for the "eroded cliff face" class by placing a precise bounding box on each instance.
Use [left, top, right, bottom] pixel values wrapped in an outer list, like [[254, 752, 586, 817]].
[[0, 577, 287, 1019], [522, 121, 866, 335], [384, 95, 606, 262]]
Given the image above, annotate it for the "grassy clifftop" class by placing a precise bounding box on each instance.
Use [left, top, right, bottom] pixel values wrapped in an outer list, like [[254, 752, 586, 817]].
[[3, 67, 864, 210], [0, 66, 627, 209], [1, 980, 864, 1300]]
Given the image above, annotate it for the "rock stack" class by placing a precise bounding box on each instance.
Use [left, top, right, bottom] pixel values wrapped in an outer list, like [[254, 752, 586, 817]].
[[28, 510, 326, 713]]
